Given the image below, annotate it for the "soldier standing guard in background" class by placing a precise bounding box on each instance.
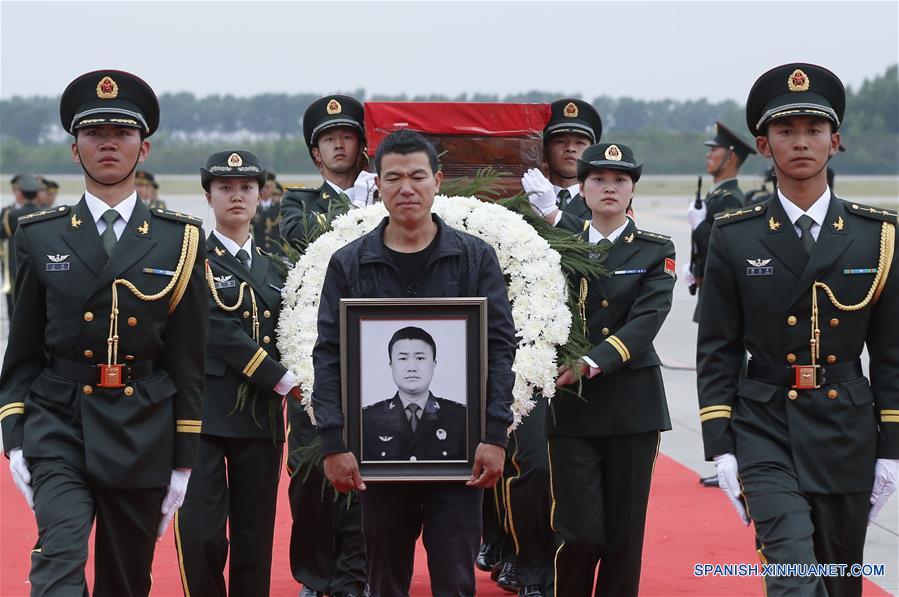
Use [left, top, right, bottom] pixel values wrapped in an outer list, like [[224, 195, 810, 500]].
[[0, 174, 41, 314], [685, 121, 756, 322], [697, 63, 898, 597], [176, 150, 299, 596], [0, 69, 208, 596], [280, 95, 370, 597]]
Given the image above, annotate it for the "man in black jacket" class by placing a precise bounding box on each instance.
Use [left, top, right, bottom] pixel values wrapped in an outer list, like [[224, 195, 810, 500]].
[[314, 130, 517, 596]]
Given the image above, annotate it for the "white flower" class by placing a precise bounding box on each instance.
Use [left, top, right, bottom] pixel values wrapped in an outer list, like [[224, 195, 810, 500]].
[[278, 196, 570, 430]]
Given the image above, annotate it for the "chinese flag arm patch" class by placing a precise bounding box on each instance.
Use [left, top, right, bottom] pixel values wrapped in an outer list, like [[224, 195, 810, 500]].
[[664, 257, 676, 278]]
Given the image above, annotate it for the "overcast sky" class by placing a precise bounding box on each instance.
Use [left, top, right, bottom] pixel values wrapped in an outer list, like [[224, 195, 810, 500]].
[[1, 0, 897, 103]]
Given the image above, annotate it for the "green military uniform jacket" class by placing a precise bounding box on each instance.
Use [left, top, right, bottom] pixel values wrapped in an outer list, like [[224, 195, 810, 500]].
[[691, 178, 746, 280], [0, 198, 208, 488], [279, 183, 348, 251], [362, 393, 467, 461], [204, 233, 288, 441], [697, 197, 899, 494], [548, 218, 675, 437]]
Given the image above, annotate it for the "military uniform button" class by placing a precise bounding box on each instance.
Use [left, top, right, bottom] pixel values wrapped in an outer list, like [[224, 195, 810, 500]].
[[124, 355, 135, 361], [242, 311, 250, 319], [601, 300, 609, 308], [788, 390, 798, 400], [826, 355, 837, 364], [83, 385, 93, 395], [410, 456, 417, 462], [829, 318, 839, 327], [84, 312, 94, 321], [263, 336, 271, 344], [442, 451, 448, 456], [127, 317, 138, 327], [787, 315, 797, 326], [263, 310, 271, 318], [786, 353, 797, 363], [602, 327, 610, 336], [124, 386, 134, 397], [827, 389, 838, 400], [381, 452, 386, 457], [83, 349, 94, 359]]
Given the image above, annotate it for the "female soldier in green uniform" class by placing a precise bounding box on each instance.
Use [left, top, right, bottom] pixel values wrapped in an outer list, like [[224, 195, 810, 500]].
[[176, 150, 299, 596], [550, 143, 676, 596]]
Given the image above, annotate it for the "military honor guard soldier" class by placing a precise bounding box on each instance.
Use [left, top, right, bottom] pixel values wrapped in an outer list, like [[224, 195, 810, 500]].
[[552, 143, 675, 596], [697, 63, 899, 597], [279, 95, 377, 252], [0, 69, 208, 596], [135, 169, 167, 210], [175, 150, 299, 596], [280, 94, 370, 597], [523, 98, 603, 230], [684, 121, 756, 322]]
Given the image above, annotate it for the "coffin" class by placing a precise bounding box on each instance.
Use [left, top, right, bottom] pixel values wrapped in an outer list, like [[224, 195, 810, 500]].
[[364, 102, 551, 198]]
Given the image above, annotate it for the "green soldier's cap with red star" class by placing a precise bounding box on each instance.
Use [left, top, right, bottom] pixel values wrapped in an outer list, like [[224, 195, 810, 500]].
[[704, 121, 757, 161], [746, 63, 845, 136], [200, 150, 267, 191], [577, 142, 643, 182], [544, 98, 602, 144], [302, 95, 365, 150], [60, 69, 160, 136]]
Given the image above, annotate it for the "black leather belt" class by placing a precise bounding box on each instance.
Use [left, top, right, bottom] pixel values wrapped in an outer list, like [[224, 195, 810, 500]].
[[747, 358, 863, 388], [48, 355, 159, 384]]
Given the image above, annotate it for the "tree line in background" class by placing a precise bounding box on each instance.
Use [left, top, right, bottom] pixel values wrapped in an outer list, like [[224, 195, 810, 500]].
[[1, 65, 895, 176]]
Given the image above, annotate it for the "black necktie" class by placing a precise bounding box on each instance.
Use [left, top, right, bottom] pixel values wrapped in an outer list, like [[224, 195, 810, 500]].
[[796, 215, 816, 255], [597, 238, 612, 248], [558, 189, 571, 209], [235, 248, 251, 270], [406, 403, 421, 434], [100, 209, 120, 256]]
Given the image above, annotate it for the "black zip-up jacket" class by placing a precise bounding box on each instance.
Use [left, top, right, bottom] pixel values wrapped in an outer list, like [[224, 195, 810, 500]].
[[312, 214, 516, 455]]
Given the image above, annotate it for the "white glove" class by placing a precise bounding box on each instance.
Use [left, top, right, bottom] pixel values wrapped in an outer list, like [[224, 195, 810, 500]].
[[687, 199, 707, 230], [348, 171, 377, 208], [157, 468, 191, 538], [714, 453, 749, 526], [869, 458, 898, 525], [681, 263, 695, 287], [9, 448, 34, 509], [521, 168, 557, 216]]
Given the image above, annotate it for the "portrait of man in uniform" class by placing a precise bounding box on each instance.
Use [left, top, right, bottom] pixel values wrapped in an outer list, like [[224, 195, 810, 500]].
[[362, 325, 467, 463]]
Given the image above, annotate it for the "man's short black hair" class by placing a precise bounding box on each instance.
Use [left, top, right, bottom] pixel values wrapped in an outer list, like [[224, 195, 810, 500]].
[[388, 326, 437, 361], [374, 130, 439, 175]]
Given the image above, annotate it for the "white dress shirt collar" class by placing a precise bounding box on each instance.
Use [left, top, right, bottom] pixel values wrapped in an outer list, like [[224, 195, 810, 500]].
[[778, 187, 831, 240], [325, 180, 346, 195], [212, 229, 253, 265], [84, 191, 137, 227], [552, 183, 580, 202], [588, 218, 630, 245]]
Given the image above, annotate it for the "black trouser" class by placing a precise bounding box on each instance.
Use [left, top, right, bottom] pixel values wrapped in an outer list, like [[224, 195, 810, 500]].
[[176, 434, 282, 597], [504, 394, 554, 589], [28, 458, 165, 597], [482, 482, 505, 554], [739, 457, 868, 597], [287, 403, 367, 595], [361, 482, 483, 597], [548, 431, 659, 597]]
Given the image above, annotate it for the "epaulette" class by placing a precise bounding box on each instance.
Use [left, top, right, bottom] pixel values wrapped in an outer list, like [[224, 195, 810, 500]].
[[255, 246, 269, 257], [713, 204, 766, 226], [17, 205, 70, 226], [635, 229, 671, 244], [150, 207, 203, 226], [846, 201, 898, 223], [283, 185, 307, 191]]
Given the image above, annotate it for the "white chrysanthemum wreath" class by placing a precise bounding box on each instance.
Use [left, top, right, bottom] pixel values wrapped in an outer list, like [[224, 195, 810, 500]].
[[277, 196, 571, 430]]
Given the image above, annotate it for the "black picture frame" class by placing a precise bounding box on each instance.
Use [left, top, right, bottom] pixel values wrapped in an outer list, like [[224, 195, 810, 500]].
[[340, 297, 487, 481]]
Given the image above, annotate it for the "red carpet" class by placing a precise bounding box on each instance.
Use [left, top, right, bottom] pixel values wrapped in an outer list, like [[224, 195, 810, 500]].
[[1, 454, 889, 596]]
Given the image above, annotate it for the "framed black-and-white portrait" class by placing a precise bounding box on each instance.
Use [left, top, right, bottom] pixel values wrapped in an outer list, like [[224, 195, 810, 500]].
[[340, 298, 486, 481]]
